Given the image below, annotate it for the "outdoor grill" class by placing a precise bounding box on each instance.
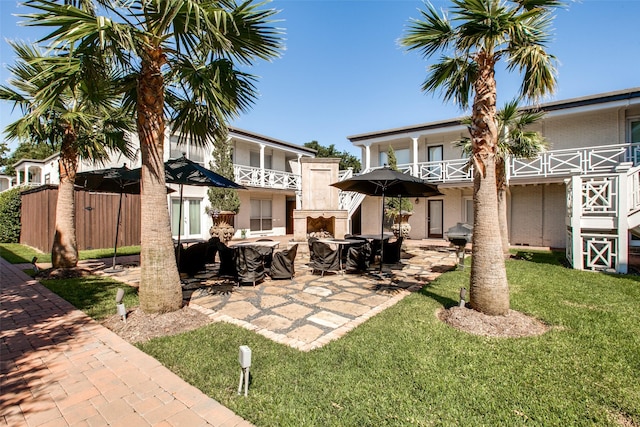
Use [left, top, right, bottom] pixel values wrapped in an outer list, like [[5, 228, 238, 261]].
[[446, 223, 473, 269]]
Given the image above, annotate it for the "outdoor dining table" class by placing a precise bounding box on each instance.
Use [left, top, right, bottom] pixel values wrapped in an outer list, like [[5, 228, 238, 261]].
[[354, 233, 394, 241], [230, 240, 280, 249], [229, 240, 281, 267]]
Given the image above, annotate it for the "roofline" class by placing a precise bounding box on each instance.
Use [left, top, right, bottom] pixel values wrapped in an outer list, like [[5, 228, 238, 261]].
[[348, 87, 640, 143], [12, 152, 60, 168], [229, 126, 317, 155]]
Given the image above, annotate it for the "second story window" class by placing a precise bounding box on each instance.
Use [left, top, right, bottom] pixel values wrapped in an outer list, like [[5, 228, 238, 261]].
[[170, 137, 206, 165], [379, 148, 410, 167], [250, 151, 272, 169], [630, 118, 640, 143]]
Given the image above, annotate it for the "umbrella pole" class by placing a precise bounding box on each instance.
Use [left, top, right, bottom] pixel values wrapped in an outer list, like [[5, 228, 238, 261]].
[[380, 193, 385, 273], [176, 185, 184, 268], [111, 192, 124, 270]]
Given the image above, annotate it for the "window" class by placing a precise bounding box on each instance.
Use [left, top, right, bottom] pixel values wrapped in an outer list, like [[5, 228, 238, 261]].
[[465, 198, 474, 225], [379, 148, 410, 167], [169, 137, 205, 165], [427, 145, 443, 178], [250, 151, 272, 169], [630, 118, 640, 143], [250, 199, 272, 232], [171, 198, 201, 237]]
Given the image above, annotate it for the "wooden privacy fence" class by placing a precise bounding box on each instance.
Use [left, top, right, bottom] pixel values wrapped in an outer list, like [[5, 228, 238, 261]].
[[20, 185, 141, 253]]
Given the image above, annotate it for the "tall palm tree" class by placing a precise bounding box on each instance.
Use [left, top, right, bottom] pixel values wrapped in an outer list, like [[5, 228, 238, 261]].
[[22, 0, 284, 312], [401, 0, 562, 315], [0, 40, 134, 268], [455, 99, 548, 256]]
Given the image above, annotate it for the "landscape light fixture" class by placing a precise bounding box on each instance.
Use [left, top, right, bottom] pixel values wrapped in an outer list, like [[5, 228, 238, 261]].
[[238, 345, 252, 396], [459, 287, 467, 308], [115, 288, 127, 322]]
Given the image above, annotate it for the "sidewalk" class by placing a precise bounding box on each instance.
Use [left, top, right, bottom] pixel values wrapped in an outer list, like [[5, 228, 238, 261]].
[[0, 257, 253, 427]]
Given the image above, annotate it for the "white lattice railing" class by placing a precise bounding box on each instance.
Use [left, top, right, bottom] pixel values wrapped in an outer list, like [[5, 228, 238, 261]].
[[337, 168, 367, 217], [233, 165, 300, 190], [385, 143, 640, 184], [581, 233, 619, 271], [581, 176, 618, 215]]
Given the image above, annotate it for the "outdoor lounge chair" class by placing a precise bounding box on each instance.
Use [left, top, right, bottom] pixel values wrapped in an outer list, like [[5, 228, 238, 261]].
[[269, 244, 298, 279]]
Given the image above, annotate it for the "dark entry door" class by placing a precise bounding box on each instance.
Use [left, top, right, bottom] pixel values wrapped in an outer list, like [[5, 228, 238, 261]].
[[286, 200, 295, 235]]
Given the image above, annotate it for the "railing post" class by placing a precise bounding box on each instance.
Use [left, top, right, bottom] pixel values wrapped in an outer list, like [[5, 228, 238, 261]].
[[615, 163, 632, 273], [567, 174, 583, 270]]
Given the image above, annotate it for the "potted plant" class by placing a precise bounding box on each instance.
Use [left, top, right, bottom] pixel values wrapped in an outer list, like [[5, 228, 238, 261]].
[[208, 130, 240, 243]]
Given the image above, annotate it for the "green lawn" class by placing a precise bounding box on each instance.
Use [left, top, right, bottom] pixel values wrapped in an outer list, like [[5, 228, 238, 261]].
[[0, 243, 140, 264], [29, 248, 640, 426]]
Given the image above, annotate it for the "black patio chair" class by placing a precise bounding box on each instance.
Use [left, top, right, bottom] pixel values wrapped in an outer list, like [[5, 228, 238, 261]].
[[235, 246, 266, 286], [383, 236, 404, 264], [310, 240, 340, 276], [176, 237, 220, 277], [345, 240, 372, 272], [270, 244, 298, 280], [216, 241, 238, 280]]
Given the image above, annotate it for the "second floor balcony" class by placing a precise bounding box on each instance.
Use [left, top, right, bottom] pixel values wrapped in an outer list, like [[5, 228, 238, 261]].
[[234, 164, 300, 191], [390, 143, 640, 185]]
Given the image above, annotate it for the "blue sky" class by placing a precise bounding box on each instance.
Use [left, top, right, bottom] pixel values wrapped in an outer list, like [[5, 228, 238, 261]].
[[1, 0, 639, 156]]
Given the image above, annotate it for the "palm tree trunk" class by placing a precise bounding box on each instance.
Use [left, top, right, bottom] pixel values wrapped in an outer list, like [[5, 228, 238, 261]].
[[137, 51, 182, 313], [469, 52, 510, 316], [51, 131, 78, 268], [496, 158, 510, 257]]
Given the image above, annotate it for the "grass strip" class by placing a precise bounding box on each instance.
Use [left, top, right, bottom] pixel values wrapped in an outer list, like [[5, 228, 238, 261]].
[[0, 243, 140, 264]]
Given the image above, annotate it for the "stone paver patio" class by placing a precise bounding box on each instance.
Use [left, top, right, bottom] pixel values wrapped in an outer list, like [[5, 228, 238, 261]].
[[98, 240, 459, 351]]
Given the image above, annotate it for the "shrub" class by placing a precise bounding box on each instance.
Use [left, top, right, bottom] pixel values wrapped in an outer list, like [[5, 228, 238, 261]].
[[0, 187, 21, 243]]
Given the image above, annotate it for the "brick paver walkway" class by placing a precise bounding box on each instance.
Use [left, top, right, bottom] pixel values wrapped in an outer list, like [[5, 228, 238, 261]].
[[0, 257, 253, 427]]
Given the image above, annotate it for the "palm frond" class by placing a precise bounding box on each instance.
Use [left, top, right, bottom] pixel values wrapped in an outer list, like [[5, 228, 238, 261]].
[[401, 1, 454, 57], [423, 56, 477, 110]]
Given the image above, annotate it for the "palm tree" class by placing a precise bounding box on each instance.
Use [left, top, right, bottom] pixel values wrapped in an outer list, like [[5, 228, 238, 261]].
[[455, 99, 548, 257], [401, 0, 562, 315], [0, 40, 134, 268], [22, 0, 283, 312]]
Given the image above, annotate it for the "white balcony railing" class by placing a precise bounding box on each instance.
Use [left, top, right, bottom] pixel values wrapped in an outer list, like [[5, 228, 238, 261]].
[[380, 143, 640, 184], [233, 165, 300, 190]]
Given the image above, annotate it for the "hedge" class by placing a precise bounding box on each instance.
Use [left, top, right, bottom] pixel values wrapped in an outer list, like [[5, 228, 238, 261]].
[[0, 187, 22, 243]]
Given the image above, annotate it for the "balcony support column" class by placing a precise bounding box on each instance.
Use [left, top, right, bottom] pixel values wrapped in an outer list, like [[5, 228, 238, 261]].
[[259, 143, 265, 186], [364, 144, 371, 171], [411, 136, 419, 177]]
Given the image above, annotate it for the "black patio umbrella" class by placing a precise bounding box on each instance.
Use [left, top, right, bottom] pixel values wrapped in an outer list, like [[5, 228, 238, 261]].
[[129, 154, 245, 265], [331, 167, 442, 272], [75, 165, 144, 272]]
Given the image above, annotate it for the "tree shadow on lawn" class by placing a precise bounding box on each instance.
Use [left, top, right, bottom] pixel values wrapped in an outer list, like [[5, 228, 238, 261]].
[[510, 249, 566, 266], [418, 285, 458, 309]]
